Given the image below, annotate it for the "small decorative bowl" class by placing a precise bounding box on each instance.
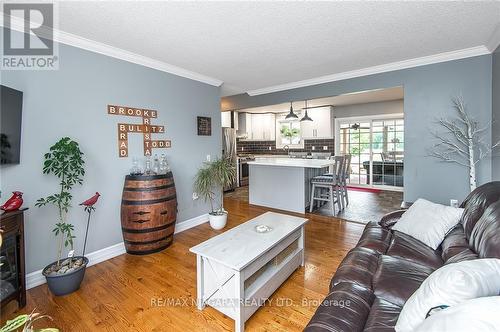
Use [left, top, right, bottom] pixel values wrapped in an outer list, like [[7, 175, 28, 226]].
[[255, 224, 273, 233]]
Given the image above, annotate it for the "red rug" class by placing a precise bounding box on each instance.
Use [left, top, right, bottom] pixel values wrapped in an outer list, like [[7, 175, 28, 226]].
[[347, 186, 382, 194]]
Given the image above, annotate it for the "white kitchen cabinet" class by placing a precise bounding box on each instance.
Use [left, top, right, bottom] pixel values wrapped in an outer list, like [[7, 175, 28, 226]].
[[300, 106, 333, 139], [221, 111, 231, 128], [238, 113, 275, 141], [221, 111, 239, 129], [251, 113, 275, 140], [237, 113, 252, 139]]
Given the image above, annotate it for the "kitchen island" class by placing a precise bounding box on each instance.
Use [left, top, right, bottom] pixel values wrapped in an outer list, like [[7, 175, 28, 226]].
[[247, 157, 335, 213]]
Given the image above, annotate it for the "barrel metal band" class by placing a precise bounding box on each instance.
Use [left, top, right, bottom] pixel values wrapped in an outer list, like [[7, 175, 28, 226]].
[[121, 221, 176, 233], [124, 235, 172, 246], [121, 194, 177, 206], [125, 241, 173, 255], [123, 183, 175, 192]]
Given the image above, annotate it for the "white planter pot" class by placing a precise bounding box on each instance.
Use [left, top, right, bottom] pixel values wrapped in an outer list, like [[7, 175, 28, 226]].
[[209, 212, 227, 230]]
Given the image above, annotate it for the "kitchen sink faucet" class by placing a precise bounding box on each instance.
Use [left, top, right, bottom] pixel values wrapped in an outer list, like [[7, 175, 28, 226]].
[[283, 145, 290, 156]]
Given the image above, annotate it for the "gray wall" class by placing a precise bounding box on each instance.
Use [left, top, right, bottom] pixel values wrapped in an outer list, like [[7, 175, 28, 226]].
[[493, 45, 500, 180], [1, 29, 221, 273], [223, 55, 493, 205], [333, 99, 403, 119]]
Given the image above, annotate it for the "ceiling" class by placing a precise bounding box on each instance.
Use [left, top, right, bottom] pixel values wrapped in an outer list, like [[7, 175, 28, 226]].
[[235, 86, 404, 114], [7, 2, 500, 96]]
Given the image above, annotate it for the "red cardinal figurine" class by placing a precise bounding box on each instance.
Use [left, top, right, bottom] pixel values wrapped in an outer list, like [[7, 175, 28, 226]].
[[1, 191, 23, 212], [80, 192, 100, 207], [80, 192, 101, 206]]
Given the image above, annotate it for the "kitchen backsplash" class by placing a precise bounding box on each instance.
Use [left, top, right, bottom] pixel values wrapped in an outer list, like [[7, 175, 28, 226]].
[[237, 139, 334, 155]]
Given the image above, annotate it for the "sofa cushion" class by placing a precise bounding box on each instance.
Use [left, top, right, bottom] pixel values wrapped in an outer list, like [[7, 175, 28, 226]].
[[413, 296, 500, 332], [445, 250, 479, 264], [357, 222, 392, 254], [386, 231, 443, 269], [331, 247, 380, 291], [468, 201, 500, 258], [391, 199, 463, 250], [395, 258, 500, 332], [363, 297, 402, 332], [441, 224, 478, 263], [460, 181, 500, 240], [373, 255, 434, 307], [304, 282, 375, 332]]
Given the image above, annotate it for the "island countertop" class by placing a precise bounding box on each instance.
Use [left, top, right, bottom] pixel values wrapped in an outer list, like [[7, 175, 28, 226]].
[[247, 157, 334, 168]]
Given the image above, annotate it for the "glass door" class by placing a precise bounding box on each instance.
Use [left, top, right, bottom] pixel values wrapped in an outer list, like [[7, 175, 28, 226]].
[[371, 119, 404, 188], [337, 116, 404, 190], [338, 122, 371, 186]]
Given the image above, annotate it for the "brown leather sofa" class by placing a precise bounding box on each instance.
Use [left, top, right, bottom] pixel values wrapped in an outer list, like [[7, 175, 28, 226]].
[[305, 181, 500, 331]]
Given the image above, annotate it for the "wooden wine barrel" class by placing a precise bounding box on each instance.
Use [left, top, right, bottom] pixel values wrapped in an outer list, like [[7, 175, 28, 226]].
[[120, 173, 177, 255]]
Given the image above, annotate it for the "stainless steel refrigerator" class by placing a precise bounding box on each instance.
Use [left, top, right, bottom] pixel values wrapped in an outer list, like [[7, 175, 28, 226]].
[[222, 128, 237, 191]]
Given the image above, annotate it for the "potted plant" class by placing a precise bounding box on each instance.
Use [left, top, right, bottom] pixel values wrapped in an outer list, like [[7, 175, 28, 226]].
[[194, 156, 236, 230], [35, 137, 87, 296]]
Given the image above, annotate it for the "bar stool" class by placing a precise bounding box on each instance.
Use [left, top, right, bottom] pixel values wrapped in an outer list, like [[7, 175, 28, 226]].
[[339, 154, 351, 207], [309, 156, 345, 216], [321, 154, 350, 209]]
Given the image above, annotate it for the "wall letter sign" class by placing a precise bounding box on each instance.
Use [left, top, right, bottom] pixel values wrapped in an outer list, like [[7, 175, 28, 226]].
[[108, 104, 171, 157]]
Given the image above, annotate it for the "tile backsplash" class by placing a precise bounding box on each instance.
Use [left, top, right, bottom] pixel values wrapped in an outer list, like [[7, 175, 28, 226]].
[[237, 139, 334, 155]]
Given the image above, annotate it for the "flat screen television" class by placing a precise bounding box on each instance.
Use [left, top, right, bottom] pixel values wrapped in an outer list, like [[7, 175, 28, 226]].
[[1, 85, 23, 164]]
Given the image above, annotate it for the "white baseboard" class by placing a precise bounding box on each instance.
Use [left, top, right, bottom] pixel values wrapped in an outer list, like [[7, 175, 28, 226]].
[[174, 213, 209, 234], [25, 269, 47, 290], [26, 214, 209, 289], [26, 242, 126, 290]]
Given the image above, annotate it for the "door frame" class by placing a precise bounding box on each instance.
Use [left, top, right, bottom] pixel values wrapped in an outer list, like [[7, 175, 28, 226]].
[[334, 113, 404, 192]]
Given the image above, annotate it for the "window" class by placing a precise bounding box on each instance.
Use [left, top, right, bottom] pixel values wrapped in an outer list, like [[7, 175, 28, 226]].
[[276, 119, 304, 149]]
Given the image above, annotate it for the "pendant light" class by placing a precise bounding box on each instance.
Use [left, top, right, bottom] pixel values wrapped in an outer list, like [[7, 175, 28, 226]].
[[300, 100, 313, 122], [285, 101, 298, 119]]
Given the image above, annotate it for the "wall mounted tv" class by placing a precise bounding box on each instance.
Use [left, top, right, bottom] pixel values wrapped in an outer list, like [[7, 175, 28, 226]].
[[1, 85, 23, 164]]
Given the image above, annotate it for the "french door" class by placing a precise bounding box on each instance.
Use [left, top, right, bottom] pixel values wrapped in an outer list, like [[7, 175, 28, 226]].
[[336, 115, 404, 190]]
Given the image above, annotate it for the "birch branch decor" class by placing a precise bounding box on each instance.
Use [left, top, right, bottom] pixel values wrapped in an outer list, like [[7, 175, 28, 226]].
[[428, 96, 500, 192]]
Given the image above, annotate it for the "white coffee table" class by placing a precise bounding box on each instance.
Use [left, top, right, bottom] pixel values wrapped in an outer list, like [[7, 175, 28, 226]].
[[189, 212, 308, 332]]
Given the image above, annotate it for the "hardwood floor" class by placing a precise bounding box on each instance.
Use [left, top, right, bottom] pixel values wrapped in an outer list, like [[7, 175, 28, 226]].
[[1, 197, 364, 331]]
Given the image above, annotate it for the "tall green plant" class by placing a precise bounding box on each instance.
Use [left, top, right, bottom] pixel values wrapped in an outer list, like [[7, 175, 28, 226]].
[[35, 137, 85, 268], [194, 157, 236, 215]]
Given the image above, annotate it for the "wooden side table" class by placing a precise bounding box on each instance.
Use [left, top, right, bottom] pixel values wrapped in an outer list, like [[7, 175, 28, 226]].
[[0, 208, 27, 309]]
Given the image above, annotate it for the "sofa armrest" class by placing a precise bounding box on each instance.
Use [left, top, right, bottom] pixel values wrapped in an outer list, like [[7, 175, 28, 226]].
[[379, 210, 406, 229]]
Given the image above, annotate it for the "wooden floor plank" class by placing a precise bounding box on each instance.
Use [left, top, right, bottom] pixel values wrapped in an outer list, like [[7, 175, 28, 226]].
[[1, 197, 364, 331]]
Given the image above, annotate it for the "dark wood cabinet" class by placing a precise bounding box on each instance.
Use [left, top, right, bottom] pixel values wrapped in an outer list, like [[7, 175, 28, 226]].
[[0, 208, 27, 309]]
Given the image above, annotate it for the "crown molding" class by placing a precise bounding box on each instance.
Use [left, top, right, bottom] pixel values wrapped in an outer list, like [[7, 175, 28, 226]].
[[246, 46, 491, 96], [1, 14, 223, 87], [487, 23, 500, 52]]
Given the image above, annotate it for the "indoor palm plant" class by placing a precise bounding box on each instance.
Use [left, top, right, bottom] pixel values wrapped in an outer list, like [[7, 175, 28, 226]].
[[35, 137, 87, 296], [194, 156, 236, 230]]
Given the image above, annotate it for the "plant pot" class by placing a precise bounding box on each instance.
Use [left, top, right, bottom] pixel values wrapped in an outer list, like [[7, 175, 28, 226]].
[[42, 256, 88, 296], [209, 212, 228, 230]]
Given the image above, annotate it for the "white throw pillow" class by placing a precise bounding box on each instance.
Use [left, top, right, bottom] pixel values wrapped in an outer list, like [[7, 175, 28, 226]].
[[392, 198, 463, 249], [395, 259, 500, 332], [414, 296, 500, 332]]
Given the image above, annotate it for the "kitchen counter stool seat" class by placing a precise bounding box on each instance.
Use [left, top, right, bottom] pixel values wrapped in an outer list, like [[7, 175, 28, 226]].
[[309, 156, 345, 216]]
